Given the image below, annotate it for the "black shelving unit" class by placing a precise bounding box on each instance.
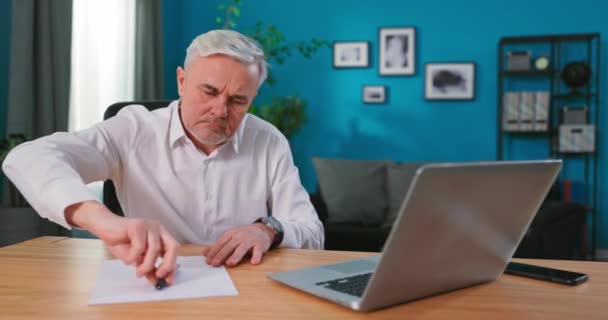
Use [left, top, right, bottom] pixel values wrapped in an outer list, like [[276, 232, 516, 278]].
[[497, 33, 600, 260]]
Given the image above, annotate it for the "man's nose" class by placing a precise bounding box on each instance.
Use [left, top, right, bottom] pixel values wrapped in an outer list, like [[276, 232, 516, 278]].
[[210, 96, 228, 117]]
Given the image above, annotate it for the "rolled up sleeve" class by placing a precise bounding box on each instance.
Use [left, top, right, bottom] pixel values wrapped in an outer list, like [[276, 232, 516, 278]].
[[2, 106, 145, 228], [268, 137, 324, 250]]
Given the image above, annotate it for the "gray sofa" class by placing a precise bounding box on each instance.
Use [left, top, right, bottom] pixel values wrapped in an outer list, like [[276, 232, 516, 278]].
[[311, 158, 425, 252], [311, 158, 587, 259]]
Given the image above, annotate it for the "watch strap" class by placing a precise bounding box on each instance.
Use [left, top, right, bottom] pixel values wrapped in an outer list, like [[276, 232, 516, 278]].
[[254, 216, 284, 249]]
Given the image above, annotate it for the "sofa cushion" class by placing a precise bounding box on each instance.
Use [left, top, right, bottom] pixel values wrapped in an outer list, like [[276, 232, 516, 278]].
[[312, 157, 389, 226], [384, 162, 427, 227], [324, 223, 392, 252]]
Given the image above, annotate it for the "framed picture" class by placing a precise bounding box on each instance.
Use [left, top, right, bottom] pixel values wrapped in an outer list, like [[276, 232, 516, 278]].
[[333, 41, 369, 68], [362, 85, 387, 104], [425, 62, 476, 100], [379, 27, 416, 75]]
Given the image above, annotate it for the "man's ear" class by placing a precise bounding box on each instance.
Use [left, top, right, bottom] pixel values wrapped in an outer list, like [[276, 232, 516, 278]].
[[176, 66, 186, 97]]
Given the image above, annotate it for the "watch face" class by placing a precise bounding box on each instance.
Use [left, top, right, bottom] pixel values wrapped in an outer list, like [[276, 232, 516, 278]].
[[535, 56, 550, 70], [264, 217, 283, 233], [262, 216, 284, 248]]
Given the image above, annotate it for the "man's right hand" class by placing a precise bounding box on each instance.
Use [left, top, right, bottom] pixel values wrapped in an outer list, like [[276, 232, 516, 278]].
[[65, 201, 180, 285]]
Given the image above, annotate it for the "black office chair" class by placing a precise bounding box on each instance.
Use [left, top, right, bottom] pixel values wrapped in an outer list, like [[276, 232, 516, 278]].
[[102, 100, 172, 216]]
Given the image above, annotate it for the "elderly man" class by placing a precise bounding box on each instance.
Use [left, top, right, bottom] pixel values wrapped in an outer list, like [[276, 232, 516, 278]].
[[2, 29, 324, 286]]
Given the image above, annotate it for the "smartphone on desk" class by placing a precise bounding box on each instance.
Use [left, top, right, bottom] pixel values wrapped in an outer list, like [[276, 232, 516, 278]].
[[505, 262, 588, 285]]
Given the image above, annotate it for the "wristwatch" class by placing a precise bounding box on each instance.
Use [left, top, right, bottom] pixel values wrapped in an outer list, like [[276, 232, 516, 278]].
[[254, 216, 284, 249]]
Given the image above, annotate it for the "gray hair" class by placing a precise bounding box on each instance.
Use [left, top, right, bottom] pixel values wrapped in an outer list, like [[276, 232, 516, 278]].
[[184, 29, 269, 88]]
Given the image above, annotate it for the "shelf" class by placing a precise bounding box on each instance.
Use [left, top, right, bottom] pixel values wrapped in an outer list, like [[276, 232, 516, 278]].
[[555, 151, 596, 156], [497, 32, 600, 261], [501, 70, 554, 77], [552, 93, 597, 99], [502, 130, 551, 136], [500, 33, 599, 44]]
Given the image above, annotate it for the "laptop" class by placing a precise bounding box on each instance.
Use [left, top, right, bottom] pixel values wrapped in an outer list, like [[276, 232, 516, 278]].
[[268, 160, 562, 312]]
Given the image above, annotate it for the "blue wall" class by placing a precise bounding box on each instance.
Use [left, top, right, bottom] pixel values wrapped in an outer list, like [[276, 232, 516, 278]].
[[164, 0, 607, 249], [0, 0, 11, 136]]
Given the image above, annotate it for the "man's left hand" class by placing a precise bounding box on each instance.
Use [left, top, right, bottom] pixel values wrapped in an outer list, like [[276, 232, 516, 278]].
[[202, 223, 275, 267]]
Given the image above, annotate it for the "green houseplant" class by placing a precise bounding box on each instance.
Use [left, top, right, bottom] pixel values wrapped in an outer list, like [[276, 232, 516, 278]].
[[250, 96, 307, 139], [0, 134, 49, 247], [216, 0, 328, 139], [0, 134, 73, 244], [0, 134, 28, 207]]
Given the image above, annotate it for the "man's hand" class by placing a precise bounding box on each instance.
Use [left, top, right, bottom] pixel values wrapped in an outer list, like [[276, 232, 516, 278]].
[[202, 223, 275, 267], [102, 218, 181, 285], [65, 201, 181, 285]]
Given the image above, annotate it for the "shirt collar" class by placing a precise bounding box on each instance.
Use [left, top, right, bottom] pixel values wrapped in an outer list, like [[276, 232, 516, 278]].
[[231, 113, 247, 154], [169, 100, 186, 147], [169, 100, 247, 154]]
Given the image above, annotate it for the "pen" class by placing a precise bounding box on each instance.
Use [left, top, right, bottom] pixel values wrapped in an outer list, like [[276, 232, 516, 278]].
[[155, 278, 168, 290], [155, 264, 180, 290]]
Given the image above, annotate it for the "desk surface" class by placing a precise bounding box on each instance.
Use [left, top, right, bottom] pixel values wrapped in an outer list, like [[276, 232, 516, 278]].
[[0, 237, 606, 319]]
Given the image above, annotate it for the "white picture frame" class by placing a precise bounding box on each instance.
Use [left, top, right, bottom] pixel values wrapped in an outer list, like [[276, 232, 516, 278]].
[[379, 27, 416, 76], [333, 41, 369, 68], [362, 85, 387, 104], [425, 62, 476, 100]]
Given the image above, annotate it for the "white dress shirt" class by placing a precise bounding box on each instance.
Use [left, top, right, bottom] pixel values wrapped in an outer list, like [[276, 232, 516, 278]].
[[2, 100, 324, 249]]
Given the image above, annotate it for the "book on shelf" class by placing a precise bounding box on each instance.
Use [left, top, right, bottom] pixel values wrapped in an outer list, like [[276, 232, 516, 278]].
[[502, 91, 550, 132], [519, 92, 535, 131], [533, 91, 550, 131], [502, 92, 520, 131]]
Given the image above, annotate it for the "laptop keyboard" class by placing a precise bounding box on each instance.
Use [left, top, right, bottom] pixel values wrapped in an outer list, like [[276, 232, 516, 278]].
[[315, 273, 372, 297]]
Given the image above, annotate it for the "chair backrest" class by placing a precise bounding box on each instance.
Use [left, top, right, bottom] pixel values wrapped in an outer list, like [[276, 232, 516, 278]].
[[102, 100, 172, 215]]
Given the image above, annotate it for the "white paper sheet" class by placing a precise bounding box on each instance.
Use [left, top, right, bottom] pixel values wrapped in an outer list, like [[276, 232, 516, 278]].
[[88, 256, 239, 305]]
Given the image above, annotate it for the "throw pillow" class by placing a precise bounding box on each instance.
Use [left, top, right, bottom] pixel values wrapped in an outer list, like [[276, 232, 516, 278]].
[[384, 162, 428, 227], [312, 157, 389, 226]]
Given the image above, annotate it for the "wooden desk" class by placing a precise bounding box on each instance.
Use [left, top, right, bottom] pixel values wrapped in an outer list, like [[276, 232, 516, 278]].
[[0, 237, 606, 319]]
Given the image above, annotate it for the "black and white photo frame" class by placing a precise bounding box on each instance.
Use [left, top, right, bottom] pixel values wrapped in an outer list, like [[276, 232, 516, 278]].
[[379, 27, 416, 76], [362, 85, 387, 104], [333, 41, 369, 68], [425, 62, 476, 100]]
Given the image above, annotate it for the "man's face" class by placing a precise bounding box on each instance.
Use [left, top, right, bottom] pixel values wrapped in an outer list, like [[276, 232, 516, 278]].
[[176, 55, 259, 151]]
